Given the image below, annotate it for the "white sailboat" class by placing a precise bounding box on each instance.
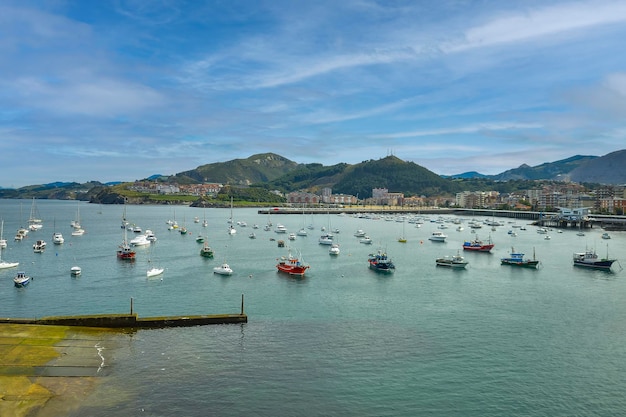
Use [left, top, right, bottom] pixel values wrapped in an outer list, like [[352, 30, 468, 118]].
[[28, 197, 43, 231], [71, 202, 85, 235], [0, 219, 7, 249], [0, 225, 19, 269], [146, 243, 164, 278], [228, 196, 236, 235]]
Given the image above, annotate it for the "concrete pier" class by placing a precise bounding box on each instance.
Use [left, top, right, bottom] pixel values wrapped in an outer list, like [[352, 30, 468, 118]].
[[0, 312, 247, 328]]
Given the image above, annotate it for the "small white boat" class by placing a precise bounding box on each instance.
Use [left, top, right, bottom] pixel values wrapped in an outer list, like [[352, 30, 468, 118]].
[[354, 229, 366, 237], [319, 234, 333, 245], [71, 228, 85, 236], [213, 263, 233, 276], [428, 231, 447, 242], [130, 234, 151, 246], [288, 233, 296, 240], [147, 266, 164, 278], [360, 235, 373, 244], [70, 266, 82, 276], [0, 244, 19, 269], [52, 232, 65, 244], [249, 232, 256, 239], [329, 243, 340, 255], [0, 220, 7, 248], [601, 232, 611, 239]]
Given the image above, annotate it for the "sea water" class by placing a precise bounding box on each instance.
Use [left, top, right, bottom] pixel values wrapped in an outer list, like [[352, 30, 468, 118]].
[[1, 199, 626, 416]]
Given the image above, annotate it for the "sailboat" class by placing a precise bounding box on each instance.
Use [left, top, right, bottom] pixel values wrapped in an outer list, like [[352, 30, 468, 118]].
[[146, 243, 164, 278], [0, 219, 7, 249], [202, 209, 208, 227], [228, 197, 236, 235], [71, 202, 85, 236], [398, 217, 407, 243], [28, 197, 43, 231], [0, 225, 19, 269]]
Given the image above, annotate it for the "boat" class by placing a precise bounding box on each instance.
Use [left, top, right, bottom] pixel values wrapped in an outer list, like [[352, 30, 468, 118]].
[[398, 219, 407, 243], [428, 231, 447, 242], [28, 198, 43, 231], [213, 262, 233, 276], [536, 227, 548, 234], [288, 233, 296, 240], [274, 224, 287, 234], [145, 230, 157, 242], [196, 235, 205, 243], [71, 227, 85, 236], [228, 197, 236, 235], [329, 243, 340, 255], [52, 219, 65, 244], [360, 235, 373, 244], [14, 271, 31, 287], [0, 219, 8, 248], [70, 266, 82, 276], [200, 241, 214, 258], [33, 239, 46, 253], [147, 266, 164, 278], [276, 251, 309, 276], [297, 228, 308, 236], [354, 229, 366, 237], [130, 234, 151, 246], [573, 246, 616, 270], [71, 202, 84, 234], [601, 232, 611, 239], [249, 232, 256, 239], [436, 252, 468, 268], [501, 248, 539, 268], [462, 235, 494, 252], [368, 250, 395, 273], [0, 239, 19, 269], [15, 227, 28, 241], [318, 233, 333, 245], [117, 227, 136, 260]]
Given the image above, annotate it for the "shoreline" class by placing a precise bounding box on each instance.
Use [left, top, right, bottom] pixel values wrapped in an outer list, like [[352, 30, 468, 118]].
[[0, 324, 116, 417]]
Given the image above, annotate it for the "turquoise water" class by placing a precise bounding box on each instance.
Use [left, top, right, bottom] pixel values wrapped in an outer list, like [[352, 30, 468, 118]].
[[1, 200, 626, 416]]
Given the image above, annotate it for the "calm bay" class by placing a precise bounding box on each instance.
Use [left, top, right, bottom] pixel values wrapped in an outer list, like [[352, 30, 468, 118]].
[[1, 199, 626, 416]]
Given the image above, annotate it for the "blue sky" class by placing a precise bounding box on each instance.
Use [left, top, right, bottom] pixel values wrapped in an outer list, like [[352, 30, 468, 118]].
[[2, 0, 626, 187]]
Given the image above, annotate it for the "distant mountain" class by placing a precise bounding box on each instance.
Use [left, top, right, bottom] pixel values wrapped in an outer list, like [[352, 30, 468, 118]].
[[490, 155, 598, 181], [443, 171, 489, 179], [174, 153, 299, 185], [569, 150, 626, 184]]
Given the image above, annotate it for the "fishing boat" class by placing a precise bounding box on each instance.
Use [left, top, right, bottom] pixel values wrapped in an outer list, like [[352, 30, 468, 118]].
[[14, 271, 31, 287], [117, 227, 136, 260], [436, 252, 468, 268], [329, 243, 340, 255], [501, 248, 539, 268], [462, 234, 494, 252], [428, 231, 447, 242], [276, 251, 309, 276], [70, 266, 82, 276], [200, 241, 214, 258], [368, 250, 395, 273], [573, 246, 616, 270], [213, 262, 233, 276]]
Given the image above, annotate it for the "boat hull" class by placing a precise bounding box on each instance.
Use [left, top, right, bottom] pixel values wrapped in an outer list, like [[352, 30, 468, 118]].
[[463, 243, 494, 252], [501, 260, 539, 268], [573, 260, 615, 270]]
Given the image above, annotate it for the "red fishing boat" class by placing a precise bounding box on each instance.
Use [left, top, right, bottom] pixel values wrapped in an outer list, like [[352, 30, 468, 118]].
[[276, 251, 309, 276], [117, 227, 136, 260], [462, 234, 494, 252]]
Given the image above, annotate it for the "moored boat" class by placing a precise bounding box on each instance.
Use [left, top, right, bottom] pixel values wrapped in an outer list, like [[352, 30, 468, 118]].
[[214, 262, 233, 276], [329, 243, 340, 255], [147, 266, 164, 278], [52, 232, 64, 244], [436, 252, 468, 268], [33, 239, 46, 253], [462, 234, 494, 252], [14, 271, 31, 287], [368, 250, 395, 273], [70, 266, 82, 276], [573, 247, 616, 270], [117, 227, 136, 260], [200, 241, 214, 258], [276, 251, 309, 276], [428, 231, 447, 242], [501, 248, 539, 268]]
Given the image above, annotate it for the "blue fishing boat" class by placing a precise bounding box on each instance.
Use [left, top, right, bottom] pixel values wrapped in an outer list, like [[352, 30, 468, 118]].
[[13, 271, 31, 287], [368, 250, 395, 273]]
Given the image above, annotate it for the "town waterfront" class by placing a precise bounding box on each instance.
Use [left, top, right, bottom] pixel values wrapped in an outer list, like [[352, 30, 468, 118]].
[[2, 199, 626, 416]]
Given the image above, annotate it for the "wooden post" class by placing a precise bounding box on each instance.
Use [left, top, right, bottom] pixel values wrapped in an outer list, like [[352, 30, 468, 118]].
[[241, 294, 244, 315], [130, 297, 134, 315]]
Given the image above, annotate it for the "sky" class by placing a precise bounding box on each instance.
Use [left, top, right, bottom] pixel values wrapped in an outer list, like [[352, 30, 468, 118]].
[[2, 0, 626, 188]]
